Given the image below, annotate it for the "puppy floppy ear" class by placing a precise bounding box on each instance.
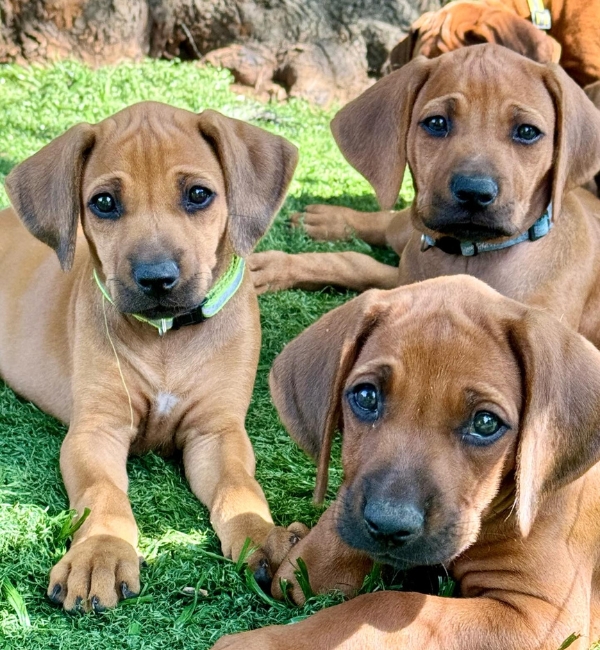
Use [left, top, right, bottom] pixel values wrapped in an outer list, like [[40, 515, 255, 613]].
[[544, 65, 600, 220], [270, 291, 387, 503], [462, 11, 561, 64], [509, 310, 600, 537], [387, 26, 420, 71], [331, 56, 431, 210], [5, 124, 95, 271], [197, 109, 299, 256]]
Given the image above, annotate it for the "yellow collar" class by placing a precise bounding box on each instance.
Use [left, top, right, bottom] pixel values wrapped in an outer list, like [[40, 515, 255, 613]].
[[526, 0, 551, 29], [93, 255, 245, 336]]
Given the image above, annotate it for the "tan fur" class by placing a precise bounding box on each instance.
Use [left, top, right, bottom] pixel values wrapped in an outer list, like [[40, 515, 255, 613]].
[[389, 0, 600, 88], [0, 101, 306, 612], [213, 276, 600, 649], [250, 45, 600, 349]]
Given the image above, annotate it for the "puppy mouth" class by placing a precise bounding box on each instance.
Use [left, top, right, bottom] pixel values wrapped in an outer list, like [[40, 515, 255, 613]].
[[431, 221, 515, 242], [113, 282, 204, 319], [420, 197, 517, 242], [131, 303, 201, 320]]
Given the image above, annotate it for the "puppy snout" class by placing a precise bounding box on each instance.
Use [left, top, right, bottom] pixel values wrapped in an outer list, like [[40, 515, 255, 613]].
[[132, 260, 180, 296], [363, 500, 424, 545], [450, 174, 498, 209]]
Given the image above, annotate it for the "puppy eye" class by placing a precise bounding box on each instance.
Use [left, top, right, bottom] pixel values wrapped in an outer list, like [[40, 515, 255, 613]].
[[513, 124, 543, 144], [465, 410, 508, 445], [347, 383, 382, 422], [185, 185, 215, 212], [89, 192, 119, 219], [420, 116, 450, 137]]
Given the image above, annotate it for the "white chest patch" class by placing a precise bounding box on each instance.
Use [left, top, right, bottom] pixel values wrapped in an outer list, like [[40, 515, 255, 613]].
[[155, 392, 179, 416]]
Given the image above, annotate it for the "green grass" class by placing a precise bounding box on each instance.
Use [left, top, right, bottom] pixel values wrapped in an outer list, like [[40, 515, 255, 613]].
[[0, 59, 595, 650], [0, 59, 409, 649]]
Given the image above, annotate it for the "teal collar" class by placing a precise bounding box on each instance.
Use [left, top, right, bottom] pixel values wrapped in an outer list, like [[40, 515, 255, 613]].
[[420, 203, 553, 257], [93, 255, 246, 336]]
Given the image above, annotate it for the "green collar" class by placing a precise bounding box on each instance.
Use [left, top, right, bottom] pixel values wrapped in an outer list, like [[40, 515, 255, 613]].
[[93, 255, 246, 336]]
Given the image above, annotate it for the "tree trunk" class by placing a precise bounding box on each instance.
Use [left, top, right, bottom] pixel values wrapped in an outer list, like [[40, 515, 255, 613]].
[[0, 0, 440, 105]]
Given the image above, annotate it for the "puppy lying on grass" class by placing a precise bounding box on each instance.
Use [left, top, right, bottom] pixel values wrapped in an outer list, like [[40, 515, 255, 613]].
[[214, 275, 600, 650], [0, 101, 306, 612]]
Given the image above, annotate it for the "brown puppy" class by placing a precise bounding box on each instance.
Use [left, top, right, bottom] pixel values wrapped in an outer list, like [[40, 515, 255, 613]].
[[213, 275, 600, 649], [289, 0, 600, 232], [0, 101, 304, 612], [390, 0, 600, 88], [250, 45, 600, 348]]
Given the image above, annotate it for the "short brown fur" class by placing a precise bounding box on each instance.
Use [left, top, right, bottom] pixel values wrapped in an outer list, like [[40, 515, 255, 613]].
[[250, 45, 600, 350], [0, 101, 305, 612], [213, 276, 600, 649]]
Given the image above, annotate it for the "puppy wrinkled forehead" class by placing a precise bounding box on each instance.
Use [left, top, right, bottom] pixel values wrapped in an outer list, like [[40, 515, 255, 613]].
[[367, 278, 521, 356], [419, 44, 551, 105], [85, 102, 223, 180]]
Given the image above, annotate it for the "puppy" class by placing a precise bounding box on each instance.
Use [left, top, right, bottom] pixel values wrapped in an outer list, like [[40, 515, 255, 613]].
[[0, 101, 304, 612], [390, 0, 562, 71], [390, 0, 600, 88], [250, 45, 600, 349], [213, 275, 600, 649]]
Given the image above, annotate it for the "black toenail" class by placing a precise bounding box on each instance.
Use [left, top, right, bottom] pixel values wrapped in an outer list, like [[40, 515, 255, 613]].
[[68, 596, 83, 614], [49, 584, 62, 604], [254, 559, 272, 596], [121, 582, 138, 599], [289, 534, 300, 545], [91, 595, 106, 613]]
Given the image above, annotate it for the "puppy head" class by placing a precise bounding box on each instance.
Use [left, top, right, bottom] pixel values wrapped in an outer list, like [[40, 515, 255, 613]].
[[5, 102, 297, 318], [389, 1, 561, 71], [270, 276, 600, 568], [333, 44, 600, 243]]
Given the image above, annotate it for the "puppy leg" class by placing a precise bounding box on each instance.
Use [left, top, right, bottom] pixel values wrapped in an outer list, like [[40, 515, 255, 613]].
[[384, 208, 414, 255], [182, 421, 307, 582], [272, 501, 373, 604], [212, 589, 587, 650], [48, 414, 139, 612], [249, 251, 399, 293], [291, 205, 395, 246]]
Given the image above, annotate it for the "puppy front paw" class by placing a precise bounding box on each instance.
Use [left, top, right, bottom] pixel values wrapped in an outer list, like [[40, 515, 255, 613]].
[[271, 528, 373, 605], [48, 534, 140, 612], [247, 522, 309, 593], [248, 251, 295, 294], [290, 204, 357, 241]]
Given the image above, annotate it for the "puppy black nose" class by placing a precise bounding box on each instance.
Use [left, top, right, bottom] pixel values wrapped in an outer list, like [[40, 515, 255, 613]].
[[133, 260, 180, 296], [363, 501, 424, 545], [450, 175, 498, 208]]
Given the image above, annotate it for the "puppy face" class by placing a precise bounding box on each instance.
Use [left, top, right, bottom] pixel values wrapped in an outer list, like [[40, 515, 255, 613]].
[[408, 47, 555, 241], [335, 300, 521, 567], [332, 44, 600, 241], [271, 276, 600, 566], [82, 106, 230, 318], [6, 101, 298, 317]]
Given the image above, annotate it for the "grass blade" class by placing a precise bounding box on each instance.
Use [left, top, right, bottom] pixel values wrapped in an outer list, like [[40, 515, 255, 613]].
[[244, 567, 286, 610], [57, 508, 91, 544], [437, 576, 456, 598], [174, 580, 201, 629], [3, 579, 30, 627], [557, 634, 581, 650], [293, 557, 314, 601], [234, 538, 256, 573]]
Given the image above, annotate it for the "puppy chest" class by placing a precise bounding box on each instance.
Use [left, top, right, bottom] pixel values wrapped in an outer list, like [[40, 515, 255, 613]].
[[130, 391, 186, 454]]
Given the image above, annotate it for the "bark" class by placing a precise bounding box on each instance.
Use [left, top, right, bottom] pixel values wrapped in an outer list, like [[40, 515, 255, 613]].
[[0, 0, 441, 105]]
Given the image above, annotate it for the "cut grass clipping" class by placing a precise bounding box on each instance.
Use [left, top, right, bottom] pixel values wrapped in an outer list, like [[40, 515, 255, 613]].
[[0, 59, 596, 650]]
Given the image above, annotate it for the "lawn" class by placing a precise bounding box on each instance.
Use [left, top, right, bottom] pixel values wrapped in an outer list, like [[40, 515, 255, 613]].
[[0, 59, 405, 649], [0, 59, 595, 650]]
